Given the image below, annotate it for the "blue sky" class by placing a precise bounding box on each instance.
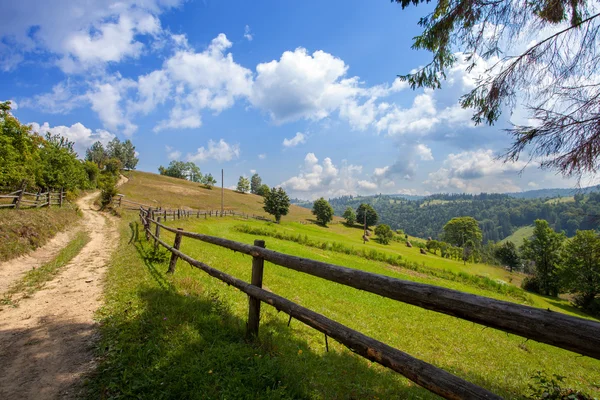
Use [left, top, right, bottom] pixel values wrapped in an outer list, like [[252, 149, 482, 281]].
[[0, 0, 590, 199]]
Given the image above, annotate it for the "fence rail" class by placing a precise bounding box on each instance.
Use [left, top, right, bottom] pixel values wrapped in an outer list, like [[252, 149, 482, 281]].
[[136, 206, 600, 400], [0, 183, 65, 210]]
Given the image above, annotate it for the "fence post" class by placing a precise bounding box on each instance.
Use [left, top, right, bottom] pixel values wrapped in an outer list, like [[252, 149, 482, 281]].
[[59, 188, 64, 207], [46, 191, 50, 207], [154, 216, 161, 250], [247, 239, 266, 337], [13, 181, 26, 210], [145, 208, 152, 240], [167, 228, 183, 274]]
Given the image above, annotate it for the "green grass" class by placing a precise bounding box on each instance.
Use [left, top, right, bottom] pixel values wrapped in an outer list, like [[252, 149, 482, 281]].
[[0, 205, 82, 262], [500, 226, 535, 247], [544, 196, 575, 204], [1, 230, 90, 306], [88, 211, 600, 399]]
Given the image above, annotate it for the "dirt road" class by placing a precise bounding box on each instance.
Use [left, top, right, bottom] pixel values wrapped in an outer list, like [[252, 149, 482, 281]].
[[0, 191, 119, 399]]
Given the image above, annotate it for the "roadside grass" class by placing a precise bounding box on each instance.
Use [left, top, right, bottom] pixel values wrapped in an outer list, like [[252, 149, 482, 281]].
[[1, 230, 90, 307], [499, 226, 535, 247], [88, 212, 600, 399], [0, 205, 81, 262]]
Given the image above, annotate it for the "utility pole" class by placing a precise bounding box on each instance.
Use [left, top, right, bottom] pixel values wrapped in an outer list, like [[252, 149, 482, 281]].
[[221, 168, 224, 216]]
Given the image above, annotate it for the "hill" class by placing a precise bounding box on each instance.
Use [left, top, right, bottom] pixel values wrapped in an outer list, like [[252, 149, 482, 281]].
[[498, 225, 535, 246], [506, 185, 600, 199], [87, 171, 600, 399]]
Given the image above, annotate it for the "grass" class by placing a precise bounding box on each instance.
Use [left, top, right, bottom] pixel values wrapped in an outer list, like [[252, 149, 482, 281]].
[[0, 205, 82, 262], [87, 210, 600, 399], [1, 230, 90, 307], [544, 196, 575, 204], [118, 170, 316, 222], [500, 226, 535, 247]]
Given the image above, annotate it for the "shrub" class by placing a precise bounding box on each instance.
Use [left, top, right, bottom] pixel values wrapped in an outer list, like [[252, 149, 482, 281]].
[[99, 174, 118, 210], [528, 371, 594, 400], [522, 276, 541, 294]]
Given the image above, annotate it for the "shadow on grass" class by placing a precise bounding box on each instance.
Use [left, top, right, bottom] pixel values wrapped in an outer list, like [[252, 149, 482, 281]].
[[86, 239, 520, 399], [546, 298, 599, 320]]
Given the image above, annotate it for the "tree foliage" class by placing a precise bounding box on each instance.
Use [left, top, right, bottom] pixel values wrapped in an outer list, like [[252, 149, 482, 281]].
[[443, 217, 482, 247], [202, 173, 217, 189], [158, 161, 202, 182], [256, 184, 270, 197], [312, 197, 334, 226], [343, 206, 356, 225], [250, 173, 262, 194], [521, 219, 565, 296], [356, 203, 379, 227], [394, 0, 600, 178], [237, 176, 250, 193], [375, 224, 394, 245], [263, 187, 290, 223], [560, 230, 600, 308], [494, 241, 521, 272]]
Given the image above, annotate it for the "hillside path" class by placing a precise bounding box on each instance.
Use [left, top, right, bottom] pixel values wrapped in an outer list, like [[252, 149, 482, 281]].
[[0, 185, 122, 399]]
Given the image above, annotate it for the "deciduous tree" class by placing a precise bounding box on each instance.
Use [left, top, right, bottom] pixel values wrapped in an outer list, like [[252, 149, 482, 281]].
[[237, 176, 250, 193], [560, 230, 600, 308], [343, 206, 356, 225], [263, 187, 290, 223], [356, 203, 378, 228], [443, 217, 482, 247], [312, 197, 334, 226], [494, 241, 521, 272], [375, 224, 394, 245], [250, 173, 262, 194]]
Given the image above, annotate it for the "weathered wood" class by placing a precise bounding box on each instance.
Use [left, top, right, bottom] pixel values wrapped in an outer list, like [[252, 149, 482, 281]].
[[167, 228, 183, 274], [146, 230, 500, 400], [46, 191, 50, 207], [154, 217, 161, 250], [247, 239, 266, 337], [0, 195, 19, 199], [149, 219, 600, 360], [13, 182, 26, 210]]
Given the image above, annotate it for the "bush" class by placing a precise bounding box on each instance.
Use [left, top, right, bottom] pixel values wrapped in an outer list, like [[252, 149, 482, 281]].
[[528, 371, 594, 399], [99, 174, 118, 209], [522, 276, 541, 294], [573, 295, 600, 318]]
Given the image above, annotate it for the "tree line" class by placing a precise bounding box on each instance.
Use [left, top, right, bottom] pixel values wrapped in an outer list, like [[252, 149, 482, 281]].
[[0, 101, 138, 194]]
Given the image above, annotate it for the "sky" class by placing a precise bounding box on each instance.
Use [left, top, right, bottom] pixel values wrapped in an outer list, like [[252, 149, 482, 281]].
[[0, 0, 594, 199]]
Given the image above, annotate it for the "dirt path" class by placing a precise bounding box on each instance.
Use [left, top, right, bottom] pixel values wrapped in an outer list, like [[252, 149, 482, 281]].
[[0, 191, 119, 399]]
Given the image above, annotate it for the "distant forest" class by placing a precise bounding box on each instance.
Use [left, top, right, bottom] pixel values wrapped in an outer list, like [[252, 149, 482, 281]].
[[313, 192, 600, 243]]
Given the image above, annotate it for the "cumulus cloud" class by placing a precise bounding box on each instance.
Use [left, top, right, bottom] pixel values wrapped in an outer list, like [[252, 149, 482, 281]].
[[187, 139, 241, 163], [244, 25, 253, 41], [280, 153, 363, 199], [87, 78, 138, 135], [0, 0, 182, 72], [165, 145, 181, 160], [424, 149, 529, 193], [415, 143, 434, 161], [250, 48, 361, 123], [282, 132, 306, 148], [29, 121, 115, 157]]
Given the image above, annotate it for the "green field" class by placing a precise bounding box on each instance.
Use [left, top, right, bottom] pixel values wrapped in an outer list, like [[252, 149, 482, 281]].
[[500, 226, 535, 247], [88, 173, 600, 399]]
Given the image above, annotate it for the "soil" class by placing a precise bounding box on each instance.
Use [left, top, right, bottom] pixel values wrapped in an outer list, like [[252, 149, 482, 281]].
[[0, 177, 126, 399]]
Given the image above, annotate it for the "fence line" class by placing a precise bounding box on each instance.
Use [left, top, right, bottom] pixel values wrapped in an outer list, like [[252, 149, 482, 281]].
[[0, 183, 65, 210], [137, 206, 600, 399]]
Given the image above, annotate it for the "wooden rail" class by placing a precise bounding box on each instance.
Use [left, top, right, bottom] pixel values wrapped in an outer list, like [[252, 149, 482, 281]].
[[138, 207, 600, 399], [0, 184, 66, 209]]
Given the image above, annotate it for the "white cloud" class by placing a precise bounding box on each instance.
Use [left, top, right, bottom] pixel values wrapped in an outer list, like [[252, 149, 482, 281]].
[[87, 78, 138, 135], [0, 0, 182, 72], [425, 149, 529, 193], [29, 121, 115, 158], [415, 144, 434, 161], [165, 145, 181, 160], [258, 153, 267, 160], [250, 169, 256, 174], [21, 82, 86, 114], [281, 153, 362, 199], [282, 132, 306, 148], [250, 48, 360, 123], [187, 139, 241, 163], [528, 181, 539, 188], [244, 25, 253, 41]]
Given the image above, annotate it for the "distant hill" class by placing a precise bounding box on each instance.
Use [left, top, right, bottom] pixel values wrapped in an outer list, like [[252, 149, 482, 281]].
[[506, 185, 600, 199]]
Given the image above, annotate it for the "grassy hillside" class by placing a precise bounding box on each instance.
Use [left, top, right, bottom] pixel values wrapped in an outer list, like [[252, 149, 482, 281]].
[[119, 170, 314, 222], [0, 205, 81, 262], [499, 226, 535, 246], [90, 173, 600, 399]]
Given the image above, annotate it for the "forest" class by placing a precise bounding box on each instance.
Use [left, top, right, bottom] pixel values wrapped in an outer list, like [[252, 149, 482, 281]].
[[326, 192, 600, 242]]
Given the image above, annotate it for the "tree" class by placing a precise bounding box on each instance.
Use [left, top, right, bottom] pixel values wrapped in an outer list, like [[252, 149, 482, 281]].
[[393, 0, 600, 178], [375, 224, 394, 245], [202, 173, 217, 189], [85, 141, 108, 168], [263, 187, 290, 223], [462, 239, 476, 265], [237, 176, 250, 193], [256, 184, 270, 197], [104, 158, 122, 175], [250, 173, 262, 194], [343, 206, 356, 225], [521, 219, 565, 296], [38, 133, 88, 190], [158, 161, 200, 181], [121, 139, 138, 170], [560, 230, 600, 308], [443, 217, 482, 247], [494, 241, 521, 272], [356, 204, 378, 228], [312, 197, 334, 226]]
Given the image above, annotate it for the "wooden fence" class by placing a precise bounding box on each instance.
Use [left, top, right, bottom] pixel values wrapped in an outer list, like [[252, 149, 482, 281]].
[[137, 206, 600, 400], [0, 183, 65, 210]]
